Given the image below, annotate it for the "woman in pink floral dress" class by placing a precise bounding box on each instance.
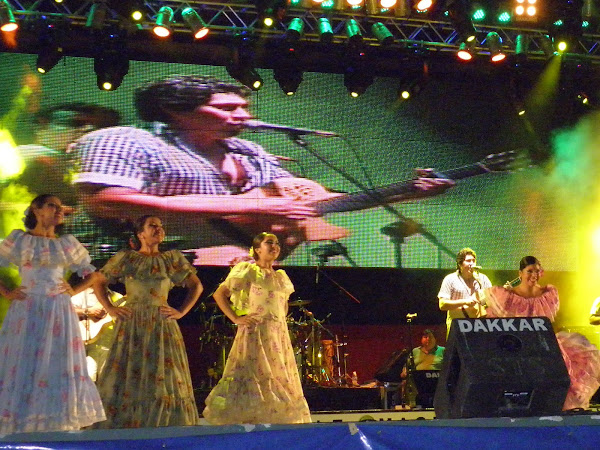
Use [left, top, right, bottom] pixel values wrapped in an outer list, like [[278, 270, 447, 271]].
[[481, 255, 600, 410], [92, 215, 203, 428], [203, 232, 311, 425], [0, 194, 106, 434]]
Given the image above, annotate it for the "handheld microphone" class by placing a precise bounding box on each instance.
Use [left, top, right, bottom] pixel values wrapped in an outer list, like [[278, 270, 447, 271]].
[[406, 313, 418, 319], [472, 265, 482, 271], [244, 120, 339, 137]]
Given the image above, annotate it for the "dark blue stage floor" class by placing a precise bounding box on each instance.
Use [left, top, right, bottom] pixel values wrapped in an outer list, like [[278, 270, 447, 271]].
[[2, 413, 600, 449]]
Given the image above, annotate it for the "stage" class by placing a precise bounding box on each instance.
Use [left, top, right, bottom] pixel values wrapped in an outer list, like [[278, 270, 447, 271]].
[[1, 412, 600, 449]]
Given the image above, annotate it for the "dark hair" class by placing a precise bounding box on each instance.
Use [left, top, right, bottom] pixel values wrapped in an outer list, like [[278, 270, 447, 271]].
[[129, 215, 159, 250], [422, 329, 435, 337], [456, 247, 476, 271], [34, 103, 120, 129], [134, 75, 251, 123], [23, 194, 64, 233], [519, 256, 540, 271], [249, 232, 276, 259]]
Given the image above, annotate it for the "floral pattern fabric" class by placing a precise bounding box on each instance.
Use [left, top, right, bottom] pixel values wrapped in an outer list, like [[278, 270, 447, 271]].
[[95, 249, 200, 428], [203, 262, 311, 425], [0, 230, 106, 434], [485, 285, 600, 410]]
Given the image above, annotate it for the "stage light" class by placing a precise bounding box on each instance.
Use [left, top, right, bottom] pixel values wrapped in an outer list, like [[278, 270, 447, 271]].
[[0, 0, 18, 32], [274, 63, 303, 95], [347, 0, 364, 6], [344, 68, 373, 97], [153, 6, 174, 38], [227, 36, 263, 91], [345, 19, 363, 44], [472, 7, 486, 22], [286, 17, 304, 41], [318, 18, 334, 43], [457, 41, 474, 61], [372, 22, 394, 46], [37, 44, 63, 74], [539, 34, 556, 58], [514, 34, 529, 64], [381, 0, 397, 8], [182, 7, 209, 40], [94, 43, 129, 91], [447, 0, 476, 43], [547, 0, 584, 53], [86, 1, 108, 30], [486, 32, 505, 62], [414, 0, 433, 12]]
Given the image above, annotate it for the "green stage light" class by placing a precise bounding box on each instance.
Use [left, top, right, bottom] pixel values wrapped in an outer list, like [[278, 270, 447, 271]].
[[372, 22, 394, 46], [182, 7, 209, 39], [345, 19, 363, 44], [318, 18, 333, 43], [472, 9, 485, 21], [286, 17, 304, 41], [498, 11, 511, 23], [153, 6, 174, 38]]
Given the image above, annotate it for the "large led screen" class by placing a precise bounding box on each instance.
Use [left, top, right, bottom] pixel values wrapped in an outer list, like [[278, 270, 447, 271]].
[[0, 52, 581, 271]]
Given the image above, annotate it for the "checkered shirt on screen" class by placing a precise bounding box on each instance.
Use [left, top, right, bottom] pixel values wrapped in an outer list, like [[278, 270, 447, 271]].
[[73, 125, 291, 195]]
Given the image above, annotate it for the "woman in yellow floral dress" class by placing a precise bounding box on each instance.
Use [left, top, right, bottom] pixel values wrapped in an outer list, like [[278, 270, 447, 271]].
[[93, 215, 203, 428], [203, 232, 311, 425]]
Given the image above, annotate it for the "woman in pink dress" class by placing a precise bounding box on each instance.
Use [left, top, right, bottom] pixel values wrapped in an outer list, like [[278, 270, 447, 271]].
[[0, 194, 106, 434], [203, 232, 311, 425], [481, 255, 600, 410]]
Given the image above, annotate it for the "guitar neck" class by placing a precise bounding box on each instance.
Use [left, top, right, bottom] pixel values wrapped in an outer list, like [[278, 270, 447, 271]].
[[315, 162, 490, 215]]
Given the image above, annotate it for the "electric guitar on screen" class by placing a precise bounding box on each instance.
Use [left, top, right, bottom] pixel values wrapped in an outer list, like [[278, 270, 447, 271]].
[[204, 151, 521, 259]]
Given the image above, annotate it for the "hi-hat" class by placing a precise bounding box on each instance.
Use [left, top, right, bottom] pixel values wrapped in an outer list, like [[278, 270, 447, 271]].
[[288, 299, 312, 307]]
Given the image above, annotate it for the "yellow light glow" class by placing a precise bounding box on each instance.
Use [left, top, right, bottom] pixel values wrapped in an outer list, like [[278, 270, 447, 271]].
[[515, 5, 525, 15], [0, 130, 24, 178], [526, 6, 536, 16], [381, 0, 397, 8]]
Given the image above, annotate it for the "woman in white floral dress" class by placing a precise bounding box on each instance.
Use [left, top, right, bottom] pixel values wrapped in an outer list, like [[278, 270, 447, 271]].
[[0, 194, 106, 434], [203, 232, 311, 425]]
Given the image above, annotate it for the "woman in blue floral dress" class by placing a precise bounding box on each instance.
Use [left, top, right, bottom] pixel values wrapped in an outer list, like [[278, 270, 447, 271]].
[[0, 194, 106, 434], [93, 215, 203, 428]]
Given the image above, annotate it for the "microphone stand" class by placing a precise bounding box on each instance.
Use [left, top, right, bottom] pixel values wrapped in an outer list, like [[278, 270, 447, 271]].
[[405, 313, 418, 408], [283, 132, 455, 269]]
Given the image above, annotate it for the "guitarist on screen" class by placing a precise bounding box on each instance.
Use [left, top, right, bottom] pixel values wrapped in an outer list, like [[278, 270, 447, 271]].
[[67, 75, 478, 265]]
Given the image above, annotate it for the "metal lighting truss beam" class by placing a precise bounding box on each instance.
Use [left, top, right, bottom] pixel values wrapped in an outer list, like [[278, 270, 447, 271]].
[[4, 1, 600, 72]]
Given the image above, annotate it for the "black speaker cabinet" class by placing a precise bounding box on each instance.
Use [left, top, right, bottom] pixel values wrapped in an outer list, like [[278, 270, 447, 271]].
[[434, 317, 570, 419]]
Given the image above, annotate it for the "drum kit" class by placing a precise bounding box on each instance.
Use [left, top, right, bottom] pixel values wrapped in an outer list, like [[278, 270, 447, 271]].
[[198, 299, 350, 387]]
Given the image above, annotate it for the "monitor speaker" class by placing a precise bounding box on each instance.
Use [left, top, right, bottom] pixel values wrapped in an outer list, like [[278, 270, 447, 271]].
[[434, 317, 570, 419]]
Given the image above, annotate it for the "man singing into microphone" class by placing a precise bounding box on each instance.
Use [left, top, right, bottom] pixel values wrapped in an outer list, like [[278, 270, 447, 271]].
[[69, 75, 453, 264], [438, 248, 492, 335]]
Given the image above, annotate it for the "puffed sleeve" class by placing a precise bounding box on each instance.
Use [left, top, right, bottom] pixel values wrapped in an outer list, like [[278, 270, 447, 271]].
[[165, 250, 197, 286], [276, 269, 295, 299], [222, 262, 255, 315], [100, 250, 130, 284], [0, 230, 23, 267], [62, 234, 96, 277]]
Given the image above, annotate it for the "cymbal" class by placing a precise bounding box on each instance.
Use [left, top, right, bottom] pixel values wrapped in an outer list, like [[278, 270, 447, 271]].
[[288, 299, 312, 307]]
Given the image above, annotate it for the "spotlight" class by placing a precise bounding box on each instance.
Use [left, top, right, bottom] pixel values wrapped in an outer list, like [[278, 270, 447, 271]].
[[256, 0, 288, 28], [318, 17, 334, 43], [344, 50, 373, 97], [274, 55, 303, 95], [227, 36, 263, 91], [514, 34, 529, 65], [0, 0, 18, 32], [35, 20, 65, 74], [182, 7, 209, 39], [345, 19, 363, 44], [94, 32, 129, 91], [457, 40, 474, 61], [285, 17, 304, 41], [414, 0, 433, 13], [486, 32, 505, 62], [37, 45, 63, 74], [153, 6, 174, 38], [447, 0, 476, 43], [372, 22, 394, 46], [547, 0, 584, 53], [86, 1, 108, 30]]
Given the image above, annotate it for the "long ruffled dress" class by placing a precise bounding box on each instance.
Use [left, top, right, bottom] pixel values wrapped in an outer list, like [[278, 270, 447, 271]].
[[484, 285, 600, 410], [0, 230, 106, 434], [95, 249, 200, 428], [203, 262, 311, 425]]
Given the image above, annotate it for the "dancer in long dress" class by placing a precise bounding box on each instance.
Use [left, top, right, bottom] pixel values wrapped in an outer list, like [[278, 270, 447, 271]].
[[203, 232, 311, 425], [480, 256, 600, 410], [0, 194, 106, 434], [93, 215, 203, 428]]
